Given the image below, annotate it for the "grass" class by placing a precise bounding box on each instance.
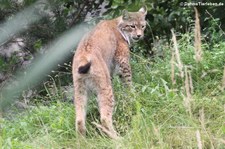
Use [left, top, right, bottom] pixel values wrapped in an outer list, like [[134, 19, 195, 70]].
[[1, 32, 225, 148]]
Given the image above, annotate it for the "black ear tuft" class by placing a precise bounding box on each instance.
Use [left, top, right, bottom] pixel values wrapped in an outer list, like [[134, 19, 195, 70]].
[[139, 5, 147, 15], [122, 10, 130, 20]]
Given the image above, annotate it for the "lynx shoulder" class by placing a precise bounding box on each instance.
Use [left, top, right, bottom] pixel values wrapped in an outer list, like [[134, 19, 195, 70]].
[[72, 6, 147, 138]]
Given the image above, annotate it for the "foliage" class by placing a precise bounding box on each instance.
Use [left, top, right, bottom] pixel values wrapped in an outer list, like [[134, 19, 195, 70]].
[[0, 0, 224, 86], [1, 31, 225, 148], [0, 0, 106, 93], [0, 1, 225, 148]]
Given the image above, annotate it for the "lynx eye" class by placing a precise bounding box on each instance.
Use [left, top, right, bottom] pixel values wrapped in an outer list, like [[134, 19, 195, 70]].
[[141, 25, 145, 29], [130, 25, 136, 29]]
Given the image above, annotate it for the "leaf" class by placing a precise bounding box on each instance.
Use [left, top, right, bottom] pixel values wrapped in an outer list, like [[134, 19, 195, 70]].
[[141, 85, 149, 92]]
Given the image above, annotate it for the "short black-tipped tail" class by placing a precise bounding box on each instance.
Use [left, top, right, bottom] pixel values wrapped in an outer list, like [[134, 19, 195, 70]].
[[78, 62, 91, 74]]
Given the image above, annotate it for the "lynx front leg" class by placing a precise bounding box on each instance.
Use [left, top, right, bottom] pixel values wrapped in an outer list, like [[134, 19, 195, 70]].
[[74, 82, 87, 136], [116, 57, 132, 87]]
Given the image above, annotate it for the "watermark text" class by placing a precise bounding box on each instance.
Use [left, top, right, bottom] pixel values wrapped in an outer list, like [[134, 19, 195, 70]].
[[180, 2, 224, 7]]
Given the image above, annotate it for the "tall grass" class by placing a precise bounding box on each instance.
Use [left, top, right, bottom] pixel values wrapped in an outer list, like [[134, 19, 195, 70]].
[[1, 29, 225, 148]]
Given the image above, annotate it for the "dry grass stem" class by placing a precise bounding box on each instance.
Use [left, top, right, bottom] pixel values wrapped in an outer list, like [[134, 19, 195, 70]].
[[188, 71, 194, 94], [199, 108, 215, 148], [184, 66, 192, 116], [185, 66, 192, 99], [196, 130, 203, 149], [194, 7, 202, 62], [199, 108, 205, 129], [171, 29, 184, 78], [222, 66, 225, 90], [171, 48, 176, 85]]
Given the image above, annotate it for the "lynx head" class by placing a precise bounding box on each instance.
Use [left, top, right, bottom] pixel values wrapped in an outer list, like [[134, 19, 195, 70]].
[[118, 6, 147, 44]]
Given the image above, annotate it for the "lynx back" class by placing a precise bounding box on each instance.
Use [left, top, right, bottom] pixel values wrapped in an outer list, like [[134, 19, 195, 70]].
[[72, 6, 147, 138]]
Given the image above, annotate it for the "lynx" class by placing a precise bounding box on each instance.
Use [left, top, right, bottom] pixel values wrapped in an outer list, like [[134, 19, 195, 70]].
[[72, 6, 147, 138]]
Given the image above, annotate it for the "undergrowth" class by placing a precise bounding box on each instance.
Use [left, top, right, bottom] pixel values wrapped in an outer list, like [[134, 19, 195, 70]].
[[1, 31, 225, 148]]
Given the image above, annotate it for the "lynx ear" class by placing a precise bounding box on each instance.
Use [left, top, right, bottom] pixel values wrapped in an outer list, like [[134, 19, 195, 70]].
[[122, 10, 130, 20], [139, 5, 147, 15]]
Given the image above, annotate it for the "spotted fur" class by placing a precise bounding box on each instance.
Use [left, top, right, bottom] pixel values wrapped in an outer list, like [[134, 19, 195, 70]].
[[72, 6, 147, 138]]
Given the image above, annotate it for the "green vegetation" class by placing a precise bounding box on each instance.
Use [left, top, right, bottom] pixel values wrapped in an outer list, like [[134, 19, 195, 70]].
[[1, 30, 225, 148], [0, 0, 225, 148]]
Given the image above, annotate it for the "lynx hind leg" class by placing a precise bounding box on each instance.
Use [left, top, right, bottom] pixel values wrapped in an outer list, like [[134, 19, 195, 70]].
[[96, 79, 118, 138], [74, 81, 88, 136]]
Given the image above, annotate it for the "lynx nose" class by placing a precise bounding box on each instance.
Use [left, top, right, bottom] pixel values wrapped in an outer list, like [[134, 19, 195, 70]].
[[133, 35, 142, 41], [135, 35, 142, 40]]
